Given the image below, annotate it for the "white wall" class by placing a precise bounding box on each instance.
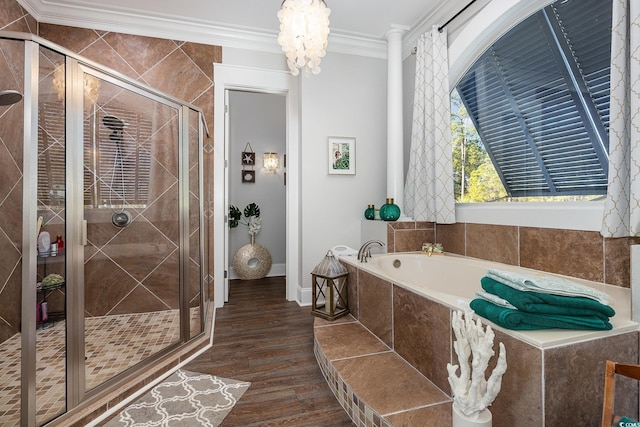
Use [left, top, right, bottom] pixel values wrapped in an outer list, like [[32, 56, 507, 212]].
[[300, 52, 388, 289], [228, 91, 286, 272], [220, 47, 387, 300]]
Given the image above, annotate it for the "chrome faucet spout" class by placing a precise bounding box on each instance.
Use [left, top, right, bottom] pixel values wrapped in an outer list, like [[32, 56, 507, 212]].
[[357, 240, 385, 262]]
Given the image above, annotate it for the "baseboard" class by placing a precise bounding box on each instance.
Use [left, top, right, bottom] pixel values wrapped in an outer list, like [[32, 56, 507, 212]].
[[228, 263, 286, 280], [297, 285, 312, 306]]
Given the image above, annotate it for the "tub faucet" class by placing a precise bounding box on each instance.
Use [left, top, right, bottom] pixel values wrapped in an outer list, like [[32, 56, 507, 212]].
[[357, 240, 385, 263]]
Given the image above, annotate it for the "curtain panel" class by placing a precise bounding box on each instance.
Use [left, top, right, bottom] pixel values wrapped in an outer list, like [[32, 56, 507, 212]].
[[404, 26, 455, 223], [601, 0, 640, 237]]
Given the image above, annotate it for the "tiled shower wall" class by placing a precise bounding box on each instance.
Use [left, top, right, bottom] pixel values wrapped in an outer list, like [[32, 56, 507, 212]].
[[37, 20, 220, 318], [386, 221, 640, 288], [0, 0, 220, 342], [0, 0, 34, 344]]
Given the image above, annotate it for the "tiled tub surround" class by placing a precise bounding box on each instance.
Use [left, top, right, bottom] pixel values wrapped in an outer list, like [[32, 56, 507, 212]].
[[318, 253, 640, 426], [384, 221, 640, 289]]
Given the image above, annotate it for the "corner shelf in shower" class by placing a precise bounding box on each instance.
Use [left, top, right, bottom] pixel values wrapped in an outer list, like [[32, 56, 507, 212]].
[[36, 252, 66, 327]]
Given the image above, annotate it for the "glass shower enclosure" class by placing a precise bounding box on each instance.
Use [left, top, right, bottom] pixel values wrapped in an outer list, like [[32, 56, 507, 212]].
[[0, 32, 207, 425]]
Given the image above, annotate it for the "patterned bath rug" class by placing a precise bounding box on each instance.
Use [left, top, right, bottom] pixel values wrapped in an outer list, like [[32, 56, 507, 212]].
[[104, 369, 250, 426]]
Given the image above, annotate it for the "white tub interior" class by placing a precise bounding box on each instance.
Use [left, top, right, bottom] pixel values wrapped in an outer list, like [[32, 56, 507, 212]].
[[340, 252, 638, 348]]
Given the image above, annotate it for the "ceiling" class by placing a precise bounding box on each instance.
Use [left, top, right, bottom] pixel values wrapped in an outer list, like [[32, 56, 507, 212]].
[[18, 0, 474, 57]]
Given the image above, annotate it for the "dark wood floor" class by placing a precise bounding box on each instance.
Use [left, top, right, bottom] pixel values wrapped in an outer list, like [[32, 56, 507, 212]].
[[185, 276, 354, 427]]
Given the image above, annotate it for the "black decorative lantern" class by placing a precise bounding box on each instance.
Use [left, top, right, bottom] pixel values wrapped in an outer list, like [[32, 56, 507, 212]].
[[311, 250, 349, 320]]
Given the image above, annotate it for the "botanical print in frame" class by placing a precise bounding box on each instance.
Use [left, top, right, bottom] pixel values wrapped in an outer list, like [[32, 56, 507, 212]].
[[328, 137, 355, 175]]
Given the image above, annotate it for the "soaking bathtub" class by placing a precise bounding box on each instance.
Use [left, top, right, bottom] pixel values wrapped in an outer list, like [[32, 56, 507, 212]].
[[339, 252, 638, 348]]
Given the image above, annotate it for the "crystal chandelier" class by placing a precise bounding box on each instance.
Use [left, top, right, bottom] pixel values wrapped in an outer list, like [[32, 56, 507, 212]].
[[277, 0, 331, 76]]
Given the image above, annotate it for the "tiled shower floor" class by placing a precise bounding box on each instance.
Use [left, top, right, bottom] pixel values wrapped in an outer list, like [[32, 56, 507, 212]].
[[0, 309, 199, 425]]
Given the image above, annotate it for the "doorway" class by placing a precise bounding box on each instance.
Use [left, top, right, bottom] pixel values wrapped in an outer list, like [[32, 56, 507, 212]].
[[212, 64, 301, 307], [227, 90, 286, 282]]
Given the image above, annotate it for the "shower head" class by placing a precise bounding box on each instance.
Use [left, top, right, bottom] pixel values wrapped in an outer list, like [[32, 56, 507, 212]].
[[103, 115, 126, 131], [0, 90, 23, 106]]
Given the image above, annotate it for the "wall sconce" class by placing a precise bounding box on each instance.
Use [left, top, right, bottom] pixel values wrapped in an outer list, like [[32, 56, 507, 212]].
[[263, 152, 279, 173]]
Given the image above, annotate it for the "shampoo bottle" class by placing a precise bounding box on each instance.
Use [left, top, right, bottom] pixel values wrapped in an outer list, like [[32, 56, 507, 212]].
[[37, 230, 51, 255]]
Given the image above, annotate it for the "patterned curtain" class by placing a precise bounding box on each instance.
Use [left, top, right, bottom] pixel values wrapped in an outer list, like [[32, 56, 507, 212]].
[[601, 0, 640, 237], [404, 26, 455, 223]]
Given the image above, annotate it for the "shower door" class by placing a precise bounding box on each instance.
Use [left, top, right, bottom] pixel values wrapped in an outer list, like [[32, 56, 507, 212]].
[[2, 31, 206, 424], [76, 64, 186, 392]]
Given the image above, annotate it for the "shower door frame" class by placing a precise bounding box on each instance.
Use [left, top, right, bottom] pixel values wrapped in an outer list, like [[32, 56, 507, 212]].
[[10, 31, 208, 425]]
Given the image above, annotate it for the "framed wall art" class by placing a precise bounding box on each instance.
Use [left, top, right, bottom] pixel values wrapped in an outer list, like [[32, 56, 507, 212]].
[[242, 170, 255, 183], [328, 136, 355, 175]]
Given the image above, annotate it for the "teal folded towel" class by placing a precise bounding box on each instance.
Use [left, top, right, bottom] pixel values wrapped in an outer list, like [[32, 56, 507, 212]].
[[481, 276, 615, 318], [469, 299, 613, 330], [486, 268, 610, 305]]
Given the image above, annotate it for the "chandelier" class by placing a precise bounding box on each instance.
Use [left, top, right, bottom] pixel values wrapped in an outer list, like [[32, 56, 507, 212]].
[[277, 0, 331, 76]]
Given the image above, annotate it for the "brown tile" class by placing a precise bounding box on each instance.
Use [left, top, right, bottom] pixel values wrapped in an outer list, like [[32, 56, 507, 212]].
[[488, 329, 543, 426], [544, 331, 639, 426], [388, 221, 416, 230], [358, 270, 393, 347], [0, 140, 21, 204], [103, 32, 178, 77], [315, 322, 390, 360], [2, 16, 30, 32], [142, 251, 180, 309], [140, 49, 211, 104], [436, 222, 466, 255], [0, 96, 24, 168], [0, 180, 23, 247], [415, 221, 436, 229], [387, 224, 395, 253], [393, 286, 451, 392], [333, 352, 449, 416], [101, 216, 177, 282], [78, 37, 140, 80], [466, 223, 518, 265], [0, 0, 28, 30], [180, 42, 216, 82], [384, 402, 452, 426], [38, 24, 100, 55], [313, 313, 357, 328], [0, 265, 21, 335], [109, 285, 175, 315], [520, 227, 604, 282], [140, 184, 180, 243], [605, 236, 640, 288], [343, 262, 359, 318], [84, 252, 138, 316], [394, 229, 435, 252]]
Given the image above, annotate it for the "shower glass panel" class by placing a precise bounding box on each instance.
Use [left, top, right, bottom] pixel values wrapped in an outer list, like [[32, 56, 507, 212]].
[[0, 38, 25, 427], [35, 46, 67, 425], [82, 69, 181, 390], [0, 31, 207, 424], [188, 108, 203, 338]]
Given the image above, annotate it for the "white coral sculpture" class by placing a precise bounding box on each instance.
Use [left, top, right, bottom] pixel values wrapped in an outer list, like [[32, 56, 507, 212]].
[[447, 308, 507, 419]]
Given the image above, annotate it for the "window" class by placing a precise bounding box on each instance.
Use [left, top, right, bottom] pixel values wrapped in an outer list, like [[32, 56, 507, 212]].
[[452, 0, 611, 202]]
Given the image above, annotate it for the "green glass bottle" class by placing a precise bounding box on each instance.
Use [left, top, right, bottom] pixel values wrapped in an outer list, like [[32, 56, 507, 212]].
[[379, 198, 400, 221], [364, 204, 375, 220]]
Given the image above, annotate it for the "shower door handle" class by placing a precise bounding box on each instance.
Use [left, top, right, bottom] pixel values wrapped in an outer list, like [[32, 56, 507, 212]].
[[82, 219, 87, 246]]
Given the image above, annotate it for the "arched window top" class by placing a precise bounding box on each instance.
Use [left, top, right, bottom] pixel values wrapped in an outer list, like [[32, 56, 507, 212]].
[[453, 0, 611, 201]]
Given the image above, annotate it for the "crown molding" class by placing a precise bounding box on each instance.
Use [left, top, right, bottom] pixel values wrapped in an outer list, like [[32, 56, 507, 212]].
[[17, 0, 388, 58]]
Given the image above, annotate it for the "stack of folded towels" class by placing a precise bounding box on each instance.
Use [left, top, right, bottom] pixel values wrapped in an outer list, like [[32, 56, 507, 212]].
[[469, 269, 615, 331]]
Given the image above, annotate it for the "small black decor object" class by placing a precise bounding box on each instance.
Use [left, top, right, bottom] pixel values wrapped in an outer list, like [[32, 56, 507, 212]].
[[241, 142, 256, 183]]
